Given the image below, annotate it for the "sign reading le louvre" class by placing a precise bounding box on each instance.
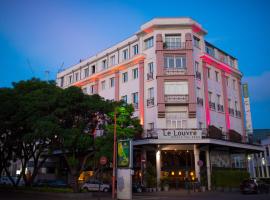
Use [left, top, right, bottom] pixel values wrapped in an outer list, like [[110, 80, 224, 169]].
[[158, 129, 202, 140]]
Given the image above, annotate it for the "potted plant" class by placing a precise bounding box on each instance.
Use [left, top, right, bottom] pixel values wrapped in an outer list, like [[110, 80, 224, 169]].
[[161, 177, 170, 191]]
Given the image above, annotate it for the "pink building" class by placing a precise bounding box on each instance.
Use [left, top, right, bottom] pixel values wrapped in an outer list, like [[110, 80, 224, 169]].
[[57, 18, 263, 190]]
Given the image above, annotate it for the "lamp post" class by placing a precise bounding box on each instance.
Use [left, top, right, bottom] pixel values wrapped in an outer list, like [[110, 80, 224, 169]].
[[112, 109, 117, 200]]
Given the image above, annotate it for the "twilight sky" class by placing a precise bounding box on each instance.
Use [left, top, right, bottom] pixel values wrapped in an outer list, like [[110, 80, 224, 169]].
[[0, 0, 270, 128]]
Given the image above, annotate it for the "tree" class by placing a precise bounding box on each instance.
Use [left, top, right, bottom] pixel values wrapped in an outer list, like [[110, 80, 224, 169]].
[[53, 87, 113, 192]]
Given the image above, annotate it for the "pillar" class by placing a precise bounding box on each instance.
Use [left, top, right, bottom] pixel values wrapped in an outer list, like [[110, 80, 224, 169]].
[[251, 155, 256, 178], [156, 147, 161, 188], [206, 147, 211, 190], [260, 152, 265, 178], [193, 144, 200, 182], [264, 148, 269, 177]]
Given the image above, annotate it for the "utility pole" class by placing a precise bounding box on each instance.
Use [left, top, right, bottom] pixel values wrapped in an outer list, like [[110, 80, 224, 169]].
[[112, 109, 117, 200]]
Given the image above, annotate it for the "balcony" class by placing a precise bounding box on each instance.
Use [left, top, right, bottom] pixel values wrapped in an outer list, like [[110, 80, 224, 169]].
[[229, 108, 235, 116], [164, 67, 187, 75], [195, 71, 201, 80], [147, 73, 154, 80], [217, 104, 224, 112], [163, 42, 186, 50], [165, 95, 188, 104], [235, 110, 241, 118], [209, 101, 216, 110], [197, 97, 203, 106], [147, 98, 155, 107]]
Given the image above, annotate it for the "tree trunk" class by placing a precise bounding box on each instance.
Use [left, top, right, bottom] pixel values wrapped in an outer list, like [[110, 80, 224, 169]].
[[70, 169, 80, 193]]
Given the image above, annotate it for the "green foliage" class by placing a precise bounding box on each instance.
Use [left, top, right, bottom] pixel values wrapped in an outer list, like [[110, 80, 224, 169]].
[[211, 168, 250, 188], [145, 162, 157, 188]]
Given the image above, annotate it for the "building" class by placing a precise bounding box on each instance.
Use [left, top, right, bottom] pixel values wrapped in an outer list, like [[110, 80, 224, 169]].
[[248, 129, 270, 178], [56, 17, 263, 190]]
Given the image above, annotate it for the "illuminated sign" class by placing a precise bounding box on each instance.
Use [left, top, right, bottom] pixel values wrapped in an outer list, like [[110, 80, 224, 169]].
[[158, 129, 202, 140], [117, 140, 133, 168]]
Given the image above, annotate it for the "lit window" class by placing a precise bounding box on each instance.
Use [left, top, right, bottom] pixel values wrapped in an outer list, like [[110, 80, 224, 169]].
[[144, 37, 153, 49]]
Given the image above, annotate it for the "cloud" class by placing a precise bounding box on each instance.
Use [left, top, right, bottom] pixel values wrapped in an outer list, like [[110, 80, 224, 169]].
[[243, 71, 270, 102]]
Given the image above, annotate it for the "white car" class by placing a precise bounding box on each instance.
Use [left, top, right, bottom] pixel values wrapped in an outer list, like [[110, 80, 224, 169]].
[[81, 179, 111, 192]]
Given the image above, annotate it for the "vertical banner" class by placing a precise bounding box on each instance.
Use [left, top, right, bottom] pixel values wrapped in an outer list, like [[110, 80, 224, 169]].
[[117, 139, 133, 168]]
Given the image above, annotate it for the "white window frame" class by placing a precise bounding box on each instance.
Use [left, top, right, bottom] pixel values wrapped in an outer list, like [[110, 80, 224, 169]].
[[144, 37, 153, 49], [164, 82, 188, 95]]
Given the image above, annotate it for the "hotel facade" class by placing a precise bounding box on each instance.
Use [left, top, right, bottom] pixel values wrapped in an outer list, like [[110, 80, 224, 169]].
[[57, 18, 263, 189]]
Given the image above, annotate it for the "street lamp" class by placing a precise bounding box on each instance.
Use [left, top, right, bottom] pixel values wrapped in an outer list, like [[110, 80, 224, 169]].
[[112, 109, 117, 200]]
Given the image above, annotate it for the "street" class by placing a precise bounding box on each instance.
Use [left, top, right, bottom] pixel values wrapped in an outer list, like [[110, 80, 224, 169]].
[[0, 190, 269, 200]]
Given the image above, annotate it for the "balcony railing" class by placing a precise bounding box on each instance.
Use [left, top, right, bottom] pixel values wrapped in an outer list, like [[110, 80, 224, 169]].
[[235, 110, 241, 117], [163, 42, 186, 50], [165, 95, 188, 104], [209, 101, 216, 110], [197, 97, 203, 106], [229, 108, 235, 116], [147, 73, 154, 80], [147, 98, 155, 107], [164, 67, 187, 75], [195, 71, 201, 80], [217, 104, 224, 112]]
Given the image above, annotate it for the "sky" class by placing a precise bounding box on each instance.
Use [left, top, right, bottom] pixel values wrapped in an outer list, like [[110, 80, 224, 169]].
[[0, 0, 270, 129]]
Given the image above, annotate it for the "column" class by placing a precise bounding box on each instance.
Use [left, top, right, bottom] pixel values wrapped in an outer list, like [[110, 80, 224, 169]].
[[251, 155, 256, 178], [193, 144, 200, 182], [264, 148, 269, 177], [205, 147, 211, 191], [156, 147, 161, 188], [260, 152, 265, 177], [202, 62, 210, 127], [139, 60, 145, 125], [114, 71, 120, 101]]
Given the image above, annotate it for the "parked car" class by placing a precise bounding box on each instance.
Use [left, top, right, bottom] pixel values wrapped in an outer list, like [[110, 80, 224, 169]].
[[81, 179, 111, 192], [240, 179, 269, 194], [132, 183, 144, 193]]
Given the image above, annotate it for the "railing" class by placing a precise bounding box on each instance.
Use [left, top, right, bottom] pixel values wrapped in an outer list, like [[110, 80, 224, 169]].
[[217, 104, 224, 112], [147, 98, 155, 107], [164, 67, 187, 75], [209, 101, 216, 110], [235, 110, 241, 117], [195, 71, 201, 80], [147, 73, 154, 80], [163, 42, 186, 50], [165, 95, 188, 103], [229, 108, 235, 116], [197, 97, 203, 106]]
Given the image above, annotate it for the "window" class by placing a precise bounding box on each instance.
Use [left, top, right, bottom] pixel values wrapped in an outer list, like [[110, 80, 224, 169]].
[[148, 62, 154, 73], [195, 61, 199, 72], [75, 73, 79, 82], [91, 65, 95, 74], [148, 123, 154, 130], [193, 36, 200, 48], [166, 112, 187, 128], [205, 45, 215, 57], [215, 71, 219, 82], [148, 87, 154, 98], [121, 95, 127, 103], [228, 98, 232, 108], [197, 87, 201, 98], [133, 44, 139, 55], [229, 59, 234, 67], [235, 101, 238, 111], [110, 77, 115, 88], [164, 55, 186, 68], [123, 49, 128, 60], [60, 77, 64, 87], [199, 122, 203, 129], [122, 72, 128, 83], [68, 75, 72, 84], [165, 35, 181, 49], [110, 55, 115, 66], [232, 79, 236, 90], [216, 94, 221, 105], [101, 80, 106, 90], [102, 59, 107, 69], [208, 91, 212, 102], [164, 82, 188, 95], [207, 68, 211, 79], [132, 92, 139, 105], [144, 37, 153, 49], [84, 68, 89, 78], [132, 68, 138, 79], [90, 85, 94, 94]]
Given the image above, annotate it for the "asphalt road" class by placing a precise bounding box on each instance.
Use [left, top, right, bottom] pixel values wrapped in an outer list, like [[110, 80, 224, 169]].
[[0, 190, 269, 200]]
